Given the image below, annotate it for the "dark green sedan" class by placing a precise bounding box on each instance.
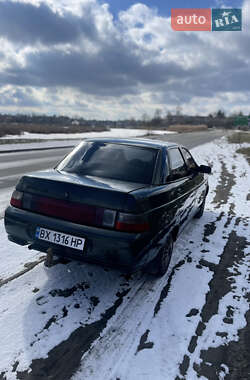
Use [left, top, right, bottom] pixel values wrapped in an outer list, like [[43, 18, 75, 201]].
[[4, 138, 211, 276]]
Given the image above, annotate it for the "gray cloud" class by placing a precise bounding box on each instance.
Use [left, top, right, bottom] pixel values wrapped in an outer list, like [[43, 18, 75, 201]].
[[0, 1, 97, 45], [0, 87, 40, 107], [1, 39, 249, 105], [0, 43, 192, 96]]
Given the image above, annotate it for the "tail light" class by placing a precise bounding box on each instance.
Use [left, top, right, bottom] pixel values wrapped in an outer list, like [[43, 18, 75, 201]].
[[115, 212, 150, 233], [10, 190, 23, 208]]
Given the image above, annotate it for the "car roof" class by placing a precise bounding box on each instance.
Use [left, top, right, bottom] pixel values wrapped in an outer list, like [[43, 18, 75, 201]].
[[84, 137, 179, 149]]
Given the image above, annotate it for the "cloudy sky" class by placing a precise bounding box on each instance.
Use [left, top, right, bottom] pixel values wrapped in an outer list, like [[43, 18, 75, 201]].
[[0, 0, 249, 119]]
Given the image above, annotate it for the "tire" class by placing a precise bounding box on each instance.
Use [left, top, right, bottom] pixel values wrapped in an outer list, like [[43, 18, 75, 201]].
[[155, 235, 174, 277], [194, 196, 206, 219]]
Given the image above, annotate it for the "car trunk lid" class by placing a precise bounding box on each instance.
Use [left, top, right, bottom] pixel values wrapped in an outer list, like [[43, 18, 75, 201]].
[[13, 170, 148, 229]]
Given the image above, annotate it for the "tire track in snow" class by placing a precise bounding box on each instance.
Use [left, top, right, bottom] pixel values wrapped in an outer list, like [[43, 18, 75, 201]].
[[21, 272, 166, 380], [153, 259, 186, 317], [0, 257, 46, 288], [70, 254, 192, 380], [212, 159, 236, 209], [177, 221, 249, 379], [196, 292, 250, 380], [16, 288, 131, 380]]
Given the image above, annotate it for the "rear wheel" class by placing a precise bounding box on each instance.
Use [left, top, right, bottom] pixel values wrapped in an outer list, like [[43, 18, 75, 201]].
[[194, 196, 206, 219], [155, 235, 174, 276]]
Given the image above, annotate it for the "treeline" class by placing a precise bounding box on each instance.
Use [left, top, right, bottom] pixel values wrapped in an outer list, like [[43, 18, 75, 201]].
[[0, 113, 85, 125], [142, 109, 250, 129], [0, 109, 249, 138], [148, 114, 236, 129], [0, 122, 109, 138]]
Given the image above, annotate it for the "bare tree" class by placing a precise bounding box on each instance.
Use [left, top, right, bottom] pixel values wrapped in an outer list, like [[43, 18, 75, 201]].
[[215, 109, 226, 118], [141, 112, 150, 126], [154, 108, 162, 120], [176, 105, 182, 116], [166, 110, 173, 124]]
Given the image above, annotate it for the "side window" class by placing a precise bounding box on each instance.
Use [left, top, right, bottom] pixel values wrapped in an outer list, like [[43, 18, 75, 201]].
[[168, 148, 188, 181], [181, 148, 197, 171]]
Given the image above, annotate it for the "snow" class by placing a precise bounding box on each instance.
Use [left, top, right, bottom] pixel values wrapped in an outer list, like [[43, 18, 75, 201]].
[[0, 128, 174, 140], [0, 263, 126, 376], [0, 187, 13, 219], [0, 128, 174, 152], [0, 136, 249, 379], [0, 220, 43, 281]]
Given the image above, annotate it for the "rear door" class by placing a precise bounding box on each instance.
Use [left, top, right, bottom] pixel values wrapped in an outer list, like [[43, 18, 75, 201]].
[[180, 147, 207, 209], [166, 147, 198, 227]]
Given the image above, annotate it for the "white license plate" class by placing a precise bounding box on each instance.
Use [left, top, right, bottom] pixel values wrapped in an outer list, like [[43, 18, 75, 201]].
[[36, 227, 85, 251]]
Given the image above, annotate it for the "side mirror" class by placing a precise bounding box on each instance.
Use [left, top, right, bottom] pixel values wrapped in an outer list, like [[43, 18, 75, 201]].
[[199, 165, 212, 174]]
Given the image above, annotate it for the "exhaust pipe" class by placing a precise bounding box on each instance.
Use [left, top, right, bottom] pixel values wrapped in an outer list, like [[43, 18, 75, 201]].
[[45, 247, 54, 267]]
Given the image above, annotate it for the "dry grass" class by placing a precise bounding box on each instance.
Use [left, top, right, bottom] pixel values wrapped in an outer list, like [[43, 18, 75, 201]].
[[228, 132, 250, 144], [236, 147, 250, 165], [167, 124, 208, 133], [0, 123, 108, 138]]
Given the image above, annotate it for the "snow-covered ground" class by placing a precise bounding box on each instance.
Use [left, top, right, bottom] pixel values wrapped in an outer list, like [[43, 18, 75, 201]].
[[0, 187, 14, 219], [0, 137, 249, 380], [0, 128, 174, 152]]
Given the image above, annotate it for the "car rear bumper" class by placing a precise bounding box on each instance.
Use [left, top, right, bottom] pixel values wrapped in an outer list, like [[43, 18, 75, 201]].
[[4, 206, 157, 272]]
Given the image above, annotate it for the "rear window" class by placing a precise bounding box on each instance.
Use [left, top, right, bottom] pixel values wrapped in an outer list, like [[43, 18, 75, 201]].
[[57, 142, 158, 184]]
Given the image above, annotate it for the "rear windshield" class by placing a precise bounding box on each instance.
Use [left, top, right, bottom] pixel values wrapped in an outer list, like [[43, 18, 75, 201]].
[[57, 142, 158, 184]]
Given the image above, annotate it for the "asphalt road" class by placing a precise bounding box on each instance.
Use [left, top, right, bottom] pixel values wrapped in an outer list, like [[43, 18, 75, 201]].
[[148, 128, 226, 148], [0, 130, 226, 191], [0, 148, 70, 190]]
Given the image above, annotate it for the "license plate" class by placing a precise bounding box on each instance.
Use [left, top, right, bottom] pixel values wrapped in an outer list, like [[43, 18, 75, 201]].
[[36, 227, 85, 251]]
